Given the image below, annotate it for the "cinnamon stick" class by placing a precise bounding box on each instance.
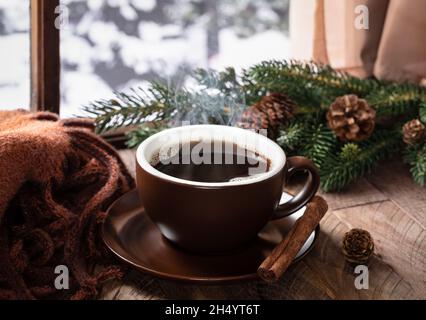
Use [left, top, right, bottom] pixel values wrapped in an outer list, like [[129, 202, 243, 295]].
[[258, 196, 328, 282]]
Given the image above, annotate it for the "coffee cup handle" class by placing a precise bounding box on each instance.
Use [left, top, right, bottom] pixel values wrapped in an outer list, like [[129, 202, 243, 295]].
[[272, 156, 320, 220]]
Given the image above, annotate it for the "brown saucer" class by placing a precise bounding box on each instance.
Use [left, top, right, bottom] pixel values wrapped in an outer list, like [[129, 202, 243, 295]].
[[102, 189, 319, 284]]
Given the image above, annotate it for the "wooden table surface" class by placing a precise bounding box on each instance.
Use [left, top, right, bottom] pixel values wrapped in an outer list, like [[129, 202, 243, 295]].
[[100, 150, 426, 300]]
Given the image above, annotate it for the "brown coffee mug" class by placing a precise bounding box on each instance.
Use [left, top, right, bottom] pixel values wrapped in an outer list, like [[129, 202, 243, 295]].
[[136, 125, 319, 254]]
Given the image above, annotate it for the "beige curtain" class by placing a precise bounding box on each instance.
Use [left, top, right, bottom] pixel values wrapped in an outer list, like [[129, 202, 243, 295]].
[[292, 0, 426, 83]]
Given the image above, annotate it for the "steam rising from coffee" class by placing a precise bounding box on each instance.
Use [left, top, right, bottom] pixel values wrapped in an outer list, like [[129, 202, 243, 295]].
[[146, 69, 270, 183], [167, 68, 247, 127]]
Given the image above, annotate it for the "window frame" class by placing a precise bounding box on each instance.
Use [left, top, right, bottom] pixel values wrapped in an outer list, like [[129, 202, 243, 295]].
[[29, 0, 129, 146], [30, 0, 60, 113]]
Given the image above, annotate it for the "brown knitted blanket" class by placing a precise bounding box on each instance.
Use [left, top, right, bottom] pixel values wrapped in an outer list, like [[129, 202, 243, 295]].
[[0, 110, 134, 300]]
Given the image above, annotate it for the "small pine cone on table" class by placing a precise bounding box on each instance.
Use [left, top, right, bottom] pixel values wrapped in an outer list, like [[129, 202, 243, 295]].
[[236, 93, 296, 139], [342, 228, 374, 264], [327, 94, 376, 142], [402, 119, 426, 145]]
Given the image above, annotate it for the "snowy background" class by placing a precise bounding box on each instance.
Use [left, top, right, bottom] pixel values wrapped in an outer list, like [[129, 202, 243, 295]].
[[0, 1, 30, 111], [0, 0, 291, 117]]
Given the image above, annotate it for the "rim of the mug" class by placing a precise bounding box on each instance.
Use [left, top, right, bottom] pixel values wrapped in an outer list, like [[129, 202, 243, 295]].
[[136, 124, 286, 187]]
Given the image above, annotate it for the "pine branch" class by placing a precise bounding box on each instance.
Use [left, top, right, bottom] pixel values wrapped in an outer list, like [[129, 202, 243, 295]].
[[277, 115, 337, 167], [243, 60, 378, 107], [367, 83, 425, 117], [404, 142, 426, 186], [276, 122, 305, 153], [299, 122, 338, 169], [126, 125, 164, 149], [320, 130, 402, 192], [339, 143, 362, 161], [83, 83, 178, 133]]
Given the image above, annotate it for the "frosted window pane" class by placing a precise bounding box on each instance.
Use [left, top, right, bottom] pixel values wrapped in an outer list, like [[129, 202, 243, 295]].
[[60, 0, 290, 118], [0, 1, 30, 110]]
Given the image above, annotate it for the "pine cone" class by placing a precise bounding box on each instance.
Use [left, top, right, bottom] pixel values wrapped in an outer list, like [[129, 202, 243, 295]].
[[327, 95, 376, 142], [236, 93, 296, 139], [402, 119, 426, 145], [342, 228, 374, 264]]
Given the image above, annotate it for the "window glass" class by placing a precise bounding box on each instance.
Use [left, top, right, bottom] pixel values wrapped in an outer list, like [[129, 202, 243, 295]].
[[60, 0, 290, 117], [0, 1, 30, 110]]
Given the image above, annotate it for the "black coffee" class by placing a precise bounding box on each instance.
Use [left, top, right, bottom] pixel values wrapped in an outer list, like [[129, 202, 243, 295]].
[[153, 141, 271, 183]]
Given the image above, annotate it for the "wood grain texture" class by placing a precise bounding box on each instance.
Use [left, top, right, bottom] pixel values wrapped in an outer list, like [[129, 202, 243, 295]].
[[318, 178, 388, 211], [334, 201, 425, 296], [100, 151, 426, 300], [367, 159, 426, 227]]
